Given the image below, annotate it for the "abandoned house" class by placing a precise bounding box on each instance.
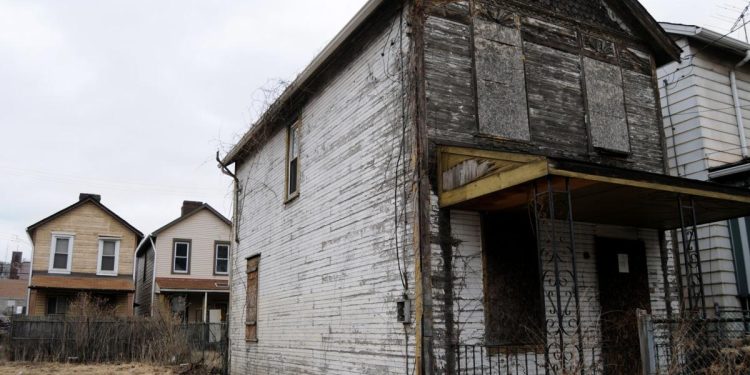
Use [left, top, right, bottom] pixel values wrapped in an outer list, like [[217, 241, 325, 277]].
[[134, 201, 231, 324], [658, 23, 750, 313], [220, 0, 750, 374], [25, 193, 142, 317]]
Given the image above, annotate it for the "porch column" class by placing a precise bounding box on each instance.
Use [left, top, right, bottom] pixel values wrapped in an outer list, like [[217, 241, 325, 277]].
[[677, 195, 707, 316], [532, 176, 584, 371], [202, 292, 208, 323]]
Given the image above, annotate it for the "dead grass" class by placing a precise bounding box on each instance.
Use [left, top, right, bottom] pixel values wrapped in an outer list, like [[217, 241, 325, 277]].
[[0, 362, 176, 375]]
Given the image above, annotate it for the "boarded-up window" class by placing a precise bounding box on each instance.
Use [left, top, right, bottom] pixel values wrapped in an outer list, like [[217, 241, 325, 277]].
[[474, 18, 530, 141], [483, 213, 544, 346], [583, 57, 630, 154], [245, 255, 260, 341]]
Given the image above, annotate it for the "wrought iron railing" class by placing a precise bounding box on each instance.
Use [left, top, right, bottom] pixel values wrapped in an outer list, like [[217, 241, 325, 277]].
[[455, 344, 602, 375]]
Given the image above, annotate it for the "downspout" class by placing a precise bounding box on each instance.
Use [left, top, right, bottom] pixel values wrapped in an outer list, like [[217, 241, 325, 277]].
[[730, 50, 750, 159]]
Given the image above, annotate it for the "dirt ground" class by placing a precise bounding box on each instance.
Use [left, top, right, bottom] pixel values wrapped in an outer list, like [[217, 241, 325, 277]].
[[0, 362, 177, 375]]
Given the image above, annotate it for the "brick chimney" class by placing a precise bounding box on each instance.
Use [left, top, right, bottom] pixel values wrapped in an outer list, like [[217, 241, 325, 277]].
[[9, 252, 22, 280], [79, 193, 101, 202], [181, 201, 203, 216]]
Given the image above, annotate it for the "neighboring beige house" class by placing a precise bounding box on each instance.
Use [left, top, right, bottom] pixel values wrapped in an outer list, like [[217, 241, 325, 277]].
[[134, 201, 231, 323], [25, 194, 143, 317]]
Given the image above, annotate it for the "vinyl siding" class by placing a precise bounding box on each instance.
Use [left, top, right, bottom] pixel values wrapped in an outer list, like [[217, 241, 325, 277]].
[[658, 37, 746, 310], [153, 209, 231, 281], [135, 246, 154, 316]]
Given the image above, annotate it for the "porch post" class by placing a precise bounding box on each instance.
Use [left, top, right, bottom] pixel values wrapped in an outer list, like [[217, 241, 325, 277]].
[[677, 195, 707, 316], [203, 292, 208, 323], [533, 176, 584, 373]]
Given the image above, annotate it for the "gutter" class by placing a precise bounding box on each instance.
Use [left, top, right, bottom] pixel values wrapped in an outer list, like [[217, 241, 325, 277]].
[[222, 0, 386, 165], [709, 162, 750, 179], [731, 51, 750, 158]]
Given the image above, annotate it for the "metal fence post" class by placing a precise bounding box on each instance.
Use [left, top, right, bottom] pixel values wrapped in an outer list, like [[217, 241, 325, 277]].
[[638, 309, 656, 375]]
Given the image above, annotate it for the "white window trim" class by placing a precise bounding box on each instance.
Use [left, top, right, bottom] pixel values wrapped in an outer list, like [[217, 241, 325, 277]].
[[173, 241, 190, 274], [215, 243, 229, 275], [49, 234, 74, 274], [96, 237, 121, 276]]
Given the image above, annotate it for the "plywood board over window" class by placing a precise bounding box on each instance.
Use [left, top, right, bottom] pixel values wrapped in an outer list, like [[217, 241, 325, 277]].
[[245, 255, 260, 342], [583, 57, 631, 154], [474, 18, 531, 141]]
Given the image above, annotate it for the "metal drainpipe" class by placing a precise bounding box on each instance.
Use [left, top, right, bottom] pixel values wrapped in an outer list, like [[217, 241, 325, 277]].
[[730, 50, 750, 159]]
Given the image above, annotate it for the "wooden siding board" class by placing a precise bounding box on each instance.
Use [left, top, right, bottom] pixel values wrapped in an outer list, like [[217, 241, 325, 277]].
[[524, 42, 589, 156], [424, 15, 477, 143]]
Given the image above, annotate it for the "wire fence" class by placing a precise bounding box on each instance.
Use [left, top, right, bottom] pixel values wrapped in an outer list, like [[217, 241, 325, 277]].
[[646, 309, 750, 374], [6, 316, 227, 374]]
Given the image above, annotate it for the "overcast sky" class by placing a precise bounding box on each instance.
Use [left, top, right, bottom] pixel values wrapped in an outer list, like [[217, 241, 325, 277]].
[[0, 0, 746, 262]]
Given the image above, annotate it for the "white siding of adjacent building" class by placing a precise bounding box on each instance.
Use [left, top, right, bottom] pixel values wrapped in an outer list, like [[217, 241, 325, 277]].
[[154, 209, 231, 282], [229, 9, 415, 374], [658, 37, 747, 310]]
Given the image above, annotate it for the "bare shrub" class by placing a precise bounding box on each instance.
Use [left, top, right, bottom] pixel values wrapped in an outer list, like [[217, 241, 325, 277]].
[[7, 293, 220, 369]]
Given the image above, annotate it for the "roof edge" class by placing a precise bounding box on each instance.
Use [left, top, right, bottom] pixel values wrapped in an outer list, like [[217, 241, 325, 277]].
[[151, 203, 231, 237], [222, 0, 388, 165], [27, 197, 143, 241], [660, 22, 750, 56]]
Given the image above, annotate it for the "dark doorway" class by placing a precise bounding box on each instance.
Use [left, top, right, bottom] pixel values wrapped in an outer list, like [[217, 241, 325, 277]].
[[482, 212, 545, 347], [596, 237, 651, 375]]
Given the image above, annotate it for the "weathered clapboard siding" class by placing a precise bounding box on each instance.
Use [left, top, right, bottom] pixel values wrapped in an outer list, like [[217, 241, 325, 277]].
[[229, 8, 416, 374], [657, 35, 750, 311], [424, 0, 666, 174]]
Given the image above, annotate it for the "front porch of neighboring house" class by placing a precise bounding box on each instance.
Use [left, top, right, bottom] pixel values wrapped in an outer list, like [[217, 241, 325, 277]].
[[438, 147, 750, 374], [155, 278, 229, 324]]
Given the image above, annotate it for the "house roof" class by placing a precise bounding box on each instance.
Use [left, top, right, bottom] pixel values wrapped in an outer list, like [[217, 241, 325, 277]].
[[660, 22, 750, 57], [152, 203, 231, 236], [30, 274, 135, 292], [26, 196, 143, 242], [156, 277, 229, 292], [0, 279, 28, 300], [221, 0, 680, 165]]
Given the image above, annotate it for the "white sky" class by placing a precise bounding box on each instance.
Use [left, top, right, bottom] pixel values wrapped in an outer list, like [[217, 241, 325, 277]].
[[0, 0, 744, 262]]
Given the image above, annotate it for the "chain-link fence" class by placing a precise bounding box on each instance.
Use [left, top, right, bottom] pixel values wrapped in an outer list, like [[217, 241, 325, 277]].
[[643, 309, 750, 374]]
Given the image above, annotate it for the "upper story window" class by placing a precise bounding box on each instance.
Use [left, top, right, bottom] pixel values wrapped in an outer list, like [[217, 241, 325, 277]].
[[49, 234, 74, 274], [215, 242, 230, 275], [97, 238, 120, 276], [285, 122, 300, 201], [172, 240, 191, 274]]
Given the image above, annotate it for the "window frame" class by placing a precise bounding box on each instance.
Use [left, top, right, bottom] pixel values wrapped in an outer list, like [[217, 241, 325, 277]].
[[46, 295, 68, 316], [96, 237, 121, 276], [171, 239, 192, 275], [214, 241, 230, 276], [285, 121, 301, 202], [48, 233, 74, 274]]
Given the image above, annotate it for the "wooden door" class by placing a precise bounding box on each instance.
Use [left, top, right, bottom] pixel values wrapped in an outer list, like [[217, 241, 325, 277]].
[[596, 238, 651, 375]]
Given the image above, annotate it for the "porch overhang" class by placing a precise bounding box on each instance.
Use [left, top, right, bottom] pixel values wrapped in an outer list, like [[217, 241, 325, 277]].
[[438, 146, 750, 230]]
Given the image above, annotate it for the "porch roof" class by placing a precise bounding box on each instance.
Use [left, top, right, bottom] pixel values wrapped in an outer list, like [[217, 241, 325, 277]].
[[438, 147, 750, 230]]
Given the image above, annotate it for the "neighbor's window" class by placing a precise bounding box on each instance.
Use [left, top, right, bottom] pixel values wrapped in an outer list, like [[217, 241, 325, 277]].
[[47, 296, 68, 315], [215, 242, 230, 275], [97, 238, 120, 276], [285, 122, 300, 200], [246, 255, 260, 341], [49, 234, 74, 274], [172, 240, 191, 274]]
